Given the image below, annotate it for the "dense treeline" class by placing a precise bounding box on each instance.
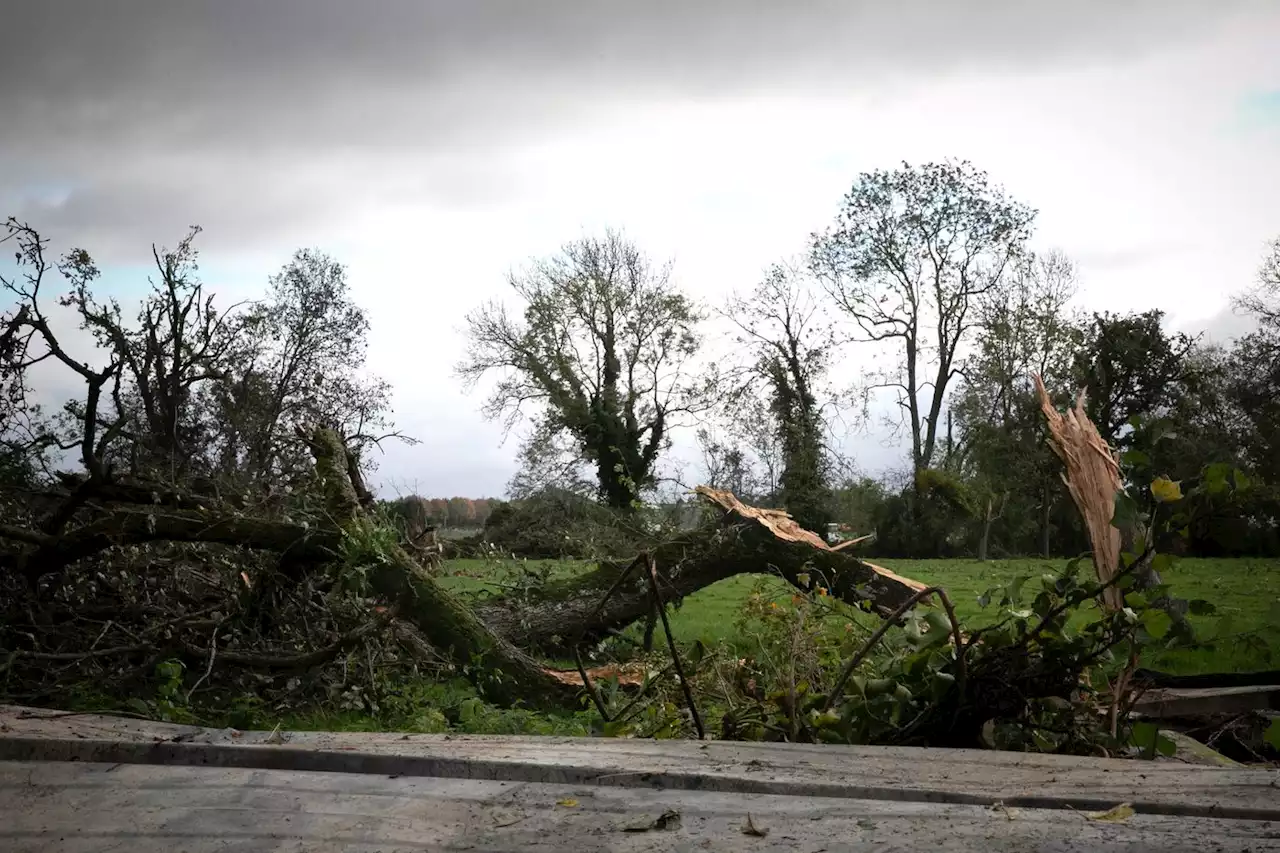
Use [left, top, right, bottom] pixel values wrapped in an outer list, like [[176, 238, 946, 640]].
[[379, 496, 497, 530], [459, 161, 1280, 561]]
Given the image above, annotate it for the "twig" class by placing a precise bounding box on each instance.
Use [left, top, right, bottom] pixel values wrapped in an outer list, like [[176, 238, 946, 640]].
[[204, 612, 392, 670], [1023, 553, 1147, 645], [186, 616, 226, 701], [573, 646, 611, 721], [571, 553, 648, 712], [578, 554, 647, 639], [88, 620, 114, 651], [611, 662, 676, 725], [1, 644, 151, 663], [645, 554, 705, 739], [934, 589, 968, 698]]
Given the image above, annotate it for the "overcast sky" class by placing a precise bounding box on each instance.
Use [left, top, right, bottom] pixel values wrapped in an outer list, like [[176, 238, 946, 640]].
[[2, 1, 1278, 498]]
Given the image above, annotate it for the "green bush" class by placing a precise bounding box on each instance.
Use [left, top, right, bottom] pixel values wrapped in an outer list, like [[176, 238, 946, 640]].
[[471, 488, 653, 559]]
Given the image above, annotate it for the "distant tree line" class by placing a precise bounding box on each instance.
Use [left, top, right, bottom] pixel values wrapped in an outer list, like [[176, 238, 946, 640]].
[[379, 495, 497, 530]]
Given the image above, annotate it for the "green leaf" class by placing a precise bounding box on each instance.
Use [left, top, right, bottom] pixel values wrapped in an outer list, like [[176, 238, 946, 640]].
[[921, 610, 955, 647], [1130, 720, 1158, 750], [1005, 574, 1029, 606], [1156, 733, 1178, 757], [1203, 462, 1231, 495], [1143, 610, 1173, 640], [1150, 553, 1174, 575], [1266, 600, 1280, 627], [1122, 449, 1150, 467], [1264, 718, 1280, 752], [126, 698, 151, 716], [929, 671, 956, 701], [1112, 490, 1140, 530], [1188, 599, 1216, 616]]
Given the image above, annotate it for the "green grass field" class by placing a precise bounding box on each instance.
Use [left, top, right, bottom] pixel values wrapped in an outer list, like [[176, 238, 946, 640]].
[[442, 556, 1280, 676]]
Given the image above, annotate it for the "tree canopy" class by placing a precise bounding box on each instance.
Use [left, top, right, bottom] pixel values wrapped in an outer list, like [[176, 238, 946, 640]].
[[457, 230, 716, 510]]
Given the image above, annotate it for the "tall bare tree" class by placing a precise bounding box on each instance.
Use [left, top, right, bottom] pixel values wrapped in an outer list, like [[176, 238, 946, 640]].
[[811, 160, 1036, 477], [458, 230, 715, 510], [1233, 235, 1280, 330], [58, 227, 242, 479]]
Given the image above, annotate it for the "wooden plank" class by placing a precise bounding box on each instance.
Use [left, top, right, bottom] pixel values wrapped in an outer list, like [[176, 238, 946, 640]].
[[3, 760, 1279, 853], [1132, 685, 1280, 719], [3, 705, 1279, 821]]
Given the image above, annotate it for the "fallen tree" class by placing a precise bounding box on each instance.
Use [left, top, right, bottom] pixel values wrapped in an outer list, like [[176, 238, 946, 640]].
[[2, 450, 930, 706], [0, 427, 581, 710], [476, 487, 928, 650]]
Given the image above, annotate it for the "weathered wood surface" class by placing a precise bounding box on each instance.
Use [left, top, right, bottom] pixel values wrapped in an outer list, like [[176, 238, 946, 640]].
[[1132, 684, 1280, 719], [2, 706, 1279, 818], [4, 760, 1280, 853]]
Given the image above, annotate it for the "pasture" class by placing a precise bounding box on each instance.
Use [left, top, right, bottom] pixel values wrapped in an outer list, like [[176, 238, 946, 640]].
[[441, 556, 1280, 676]]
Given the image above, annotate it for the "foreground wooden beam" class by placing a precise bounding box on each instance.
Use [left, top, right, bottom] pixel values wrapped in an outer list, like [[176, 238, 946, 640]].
[[1, 706, 1276, 851]]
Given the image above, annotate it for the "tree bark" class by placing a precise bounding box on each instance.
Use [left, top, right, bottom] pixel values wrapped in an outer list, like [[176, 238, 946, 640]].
[[2, 440, 928, 709], [5, 508, 340, 585], [978, 504, 992, 563], [1041, 487, 1052, 559], [300, 428, 578, 710]]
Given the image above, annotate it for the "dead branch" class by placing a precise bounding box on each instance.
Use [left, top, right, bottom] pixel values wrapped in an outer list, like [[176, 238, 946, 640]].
[[645, 553, 705, 739]]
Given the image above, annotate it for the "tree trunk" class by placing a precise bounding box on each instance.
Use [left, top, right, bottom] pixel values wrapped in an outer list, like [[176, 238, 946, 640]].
[[978, 497, 992, 563], [1041, 487, 1052, 559], [303, 428, 577, 709], [475, 487, 930, 650]]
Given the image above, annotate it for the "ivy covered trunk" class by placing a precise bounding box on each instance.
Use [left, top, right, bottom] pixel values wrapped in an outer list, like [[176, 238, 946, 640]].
[[306, 428, 577, 710]]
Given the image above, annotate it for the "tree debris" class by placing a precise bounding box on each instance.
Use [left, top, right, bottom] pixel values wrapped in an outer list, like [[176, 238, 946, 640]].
[[1033, 375, 1124, 611]]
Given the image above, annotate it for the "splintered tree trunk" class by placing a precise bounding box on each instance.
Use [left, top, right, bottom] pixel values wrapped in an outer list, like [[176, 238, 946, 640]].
[[476, 487, 930, 650], [1033, 377, 1185, 621], [305, 429, 576, 709], [1033, 377, 1125, 611]]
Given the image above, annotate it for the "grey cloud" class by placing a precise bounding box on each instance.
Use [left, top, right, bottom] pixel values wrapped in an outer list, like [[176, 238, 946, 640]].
[[1181, 304, 1259, 345], [0, 0, 1262, 259], [1072, 243, 1194, 273]]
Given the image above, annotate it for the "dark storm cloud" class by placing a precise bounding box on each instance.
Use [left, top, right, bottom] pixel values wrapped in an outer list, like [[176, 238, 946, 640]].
[[0, 0, 1257, 258]]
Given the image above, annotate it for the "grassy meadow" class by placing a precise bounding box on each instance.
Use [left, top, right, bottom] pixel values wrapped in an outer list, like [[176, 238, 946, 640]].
[[441, 555, 1280, 676]]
